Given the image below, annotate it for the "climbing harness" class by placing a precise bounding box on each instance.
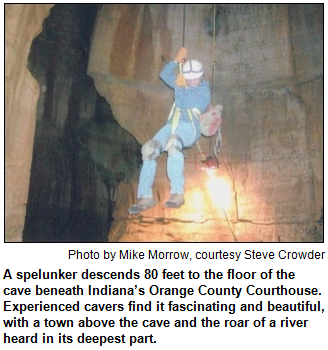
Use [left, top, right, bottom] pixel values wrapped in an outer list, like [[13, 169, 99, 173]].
[[167, 5, 223, 166]]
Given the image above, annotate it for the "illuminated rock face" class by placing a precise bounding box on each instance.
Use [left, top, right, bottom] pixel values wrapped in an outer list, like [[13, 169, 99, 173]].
[[88, 4, 322, 242], [5, 4, 54, 241], [5, 4, 323, 242]]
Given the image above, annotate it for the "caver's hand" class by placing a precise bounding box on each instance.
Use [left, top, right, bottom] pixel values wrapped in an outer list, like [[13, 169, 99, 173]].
[[175, 47, 188, 63], [175, 48, 188, 86]]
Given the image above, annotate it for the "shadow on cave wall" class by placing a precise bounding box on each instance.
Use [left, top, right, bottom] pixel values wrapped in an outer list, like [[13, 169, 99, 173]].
[[23, 4, 141, 242]]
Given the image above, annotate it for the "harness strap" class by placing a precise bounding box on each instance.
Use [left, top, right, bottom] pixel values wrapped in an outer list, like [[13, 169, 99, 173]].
[[168, 104, 180, 134], [168, 104, 198, 139], [214, 129, 222, 157], [168, 105, 221, 157]]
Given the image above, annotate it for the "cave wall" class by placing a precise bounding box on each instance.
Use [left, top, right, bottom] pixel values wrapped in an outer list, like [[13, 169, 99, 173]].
[[5, 4, 54, 242], [4, 4, 323, 242], [5, 4, 141, 242], [88, 4, 323, 242], [23, 4, 141, 242]]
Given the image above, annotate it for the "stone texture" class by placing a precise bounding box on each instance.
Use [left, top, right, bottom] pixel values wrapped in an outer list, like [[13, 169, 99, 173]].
[[5, 4, 54, 242], [22, 5, 141, 242], [5, 4, 323, 242], [88, 4, 322, 242]]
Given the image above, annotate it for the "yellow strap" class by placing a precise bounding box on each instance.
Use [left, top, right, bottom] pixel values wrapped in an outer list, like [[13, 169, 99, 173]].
[[171, 108, 180, 134], [176, 63, 187, 86], [187, 108, 201, 121], [167, 103, 176, 121], [168, 104, 180, 134], [169, 106, 201, 138]]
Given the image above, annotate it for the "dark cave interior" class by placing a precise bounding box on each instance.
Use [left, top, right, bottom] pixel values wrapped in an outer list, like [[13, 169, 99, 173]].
[[23, 4, 141, 242]]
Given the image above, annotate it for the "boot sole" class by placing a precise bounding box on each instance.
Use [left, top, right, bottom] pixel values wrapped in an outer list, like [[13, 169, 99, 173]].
[[164, 201, 185, 208], [128, 201, 157, 215]]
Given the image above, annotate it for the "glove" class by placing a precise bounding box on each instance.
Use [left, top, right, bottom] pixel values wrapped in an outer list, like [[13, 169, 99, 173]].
[[175, 71, 187, 86], [175, 47, 188, 63]]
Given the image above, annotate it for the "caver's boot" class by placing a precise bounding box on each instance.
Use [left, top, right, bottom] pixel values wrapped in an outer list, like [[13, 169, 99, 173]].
[[164, 193, 185, 208], [128, 197, 157, 215]]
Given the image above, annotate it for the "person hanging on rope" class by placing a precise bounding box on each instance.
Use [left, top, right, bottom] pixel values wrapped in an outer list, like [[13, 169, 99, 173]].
[[128, 47, 211, 214]]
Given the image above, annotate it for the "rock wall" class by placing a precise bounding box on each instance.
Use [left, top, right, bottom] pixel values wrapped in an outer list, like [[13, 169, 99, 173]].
[[5, 4, 142, 242], [4, 4, 322, 242], [23, 4, 141, 242], [89, 4, 323, 242], [5, 4, 54, 241]]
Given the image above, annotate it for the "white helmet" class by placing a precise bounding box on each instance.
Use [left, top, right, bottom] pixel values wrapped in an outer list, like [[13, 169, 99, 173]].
[[182, 60, 204, 79]]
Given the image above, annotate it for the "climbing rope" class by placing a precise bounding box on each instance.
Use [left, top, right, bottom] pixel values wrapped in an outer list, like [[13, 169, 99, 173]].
[[182, 4, 186, 47], [211, 4, 216, 102], [209, 3, 217, 155], [182, 4, 236, 242]]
